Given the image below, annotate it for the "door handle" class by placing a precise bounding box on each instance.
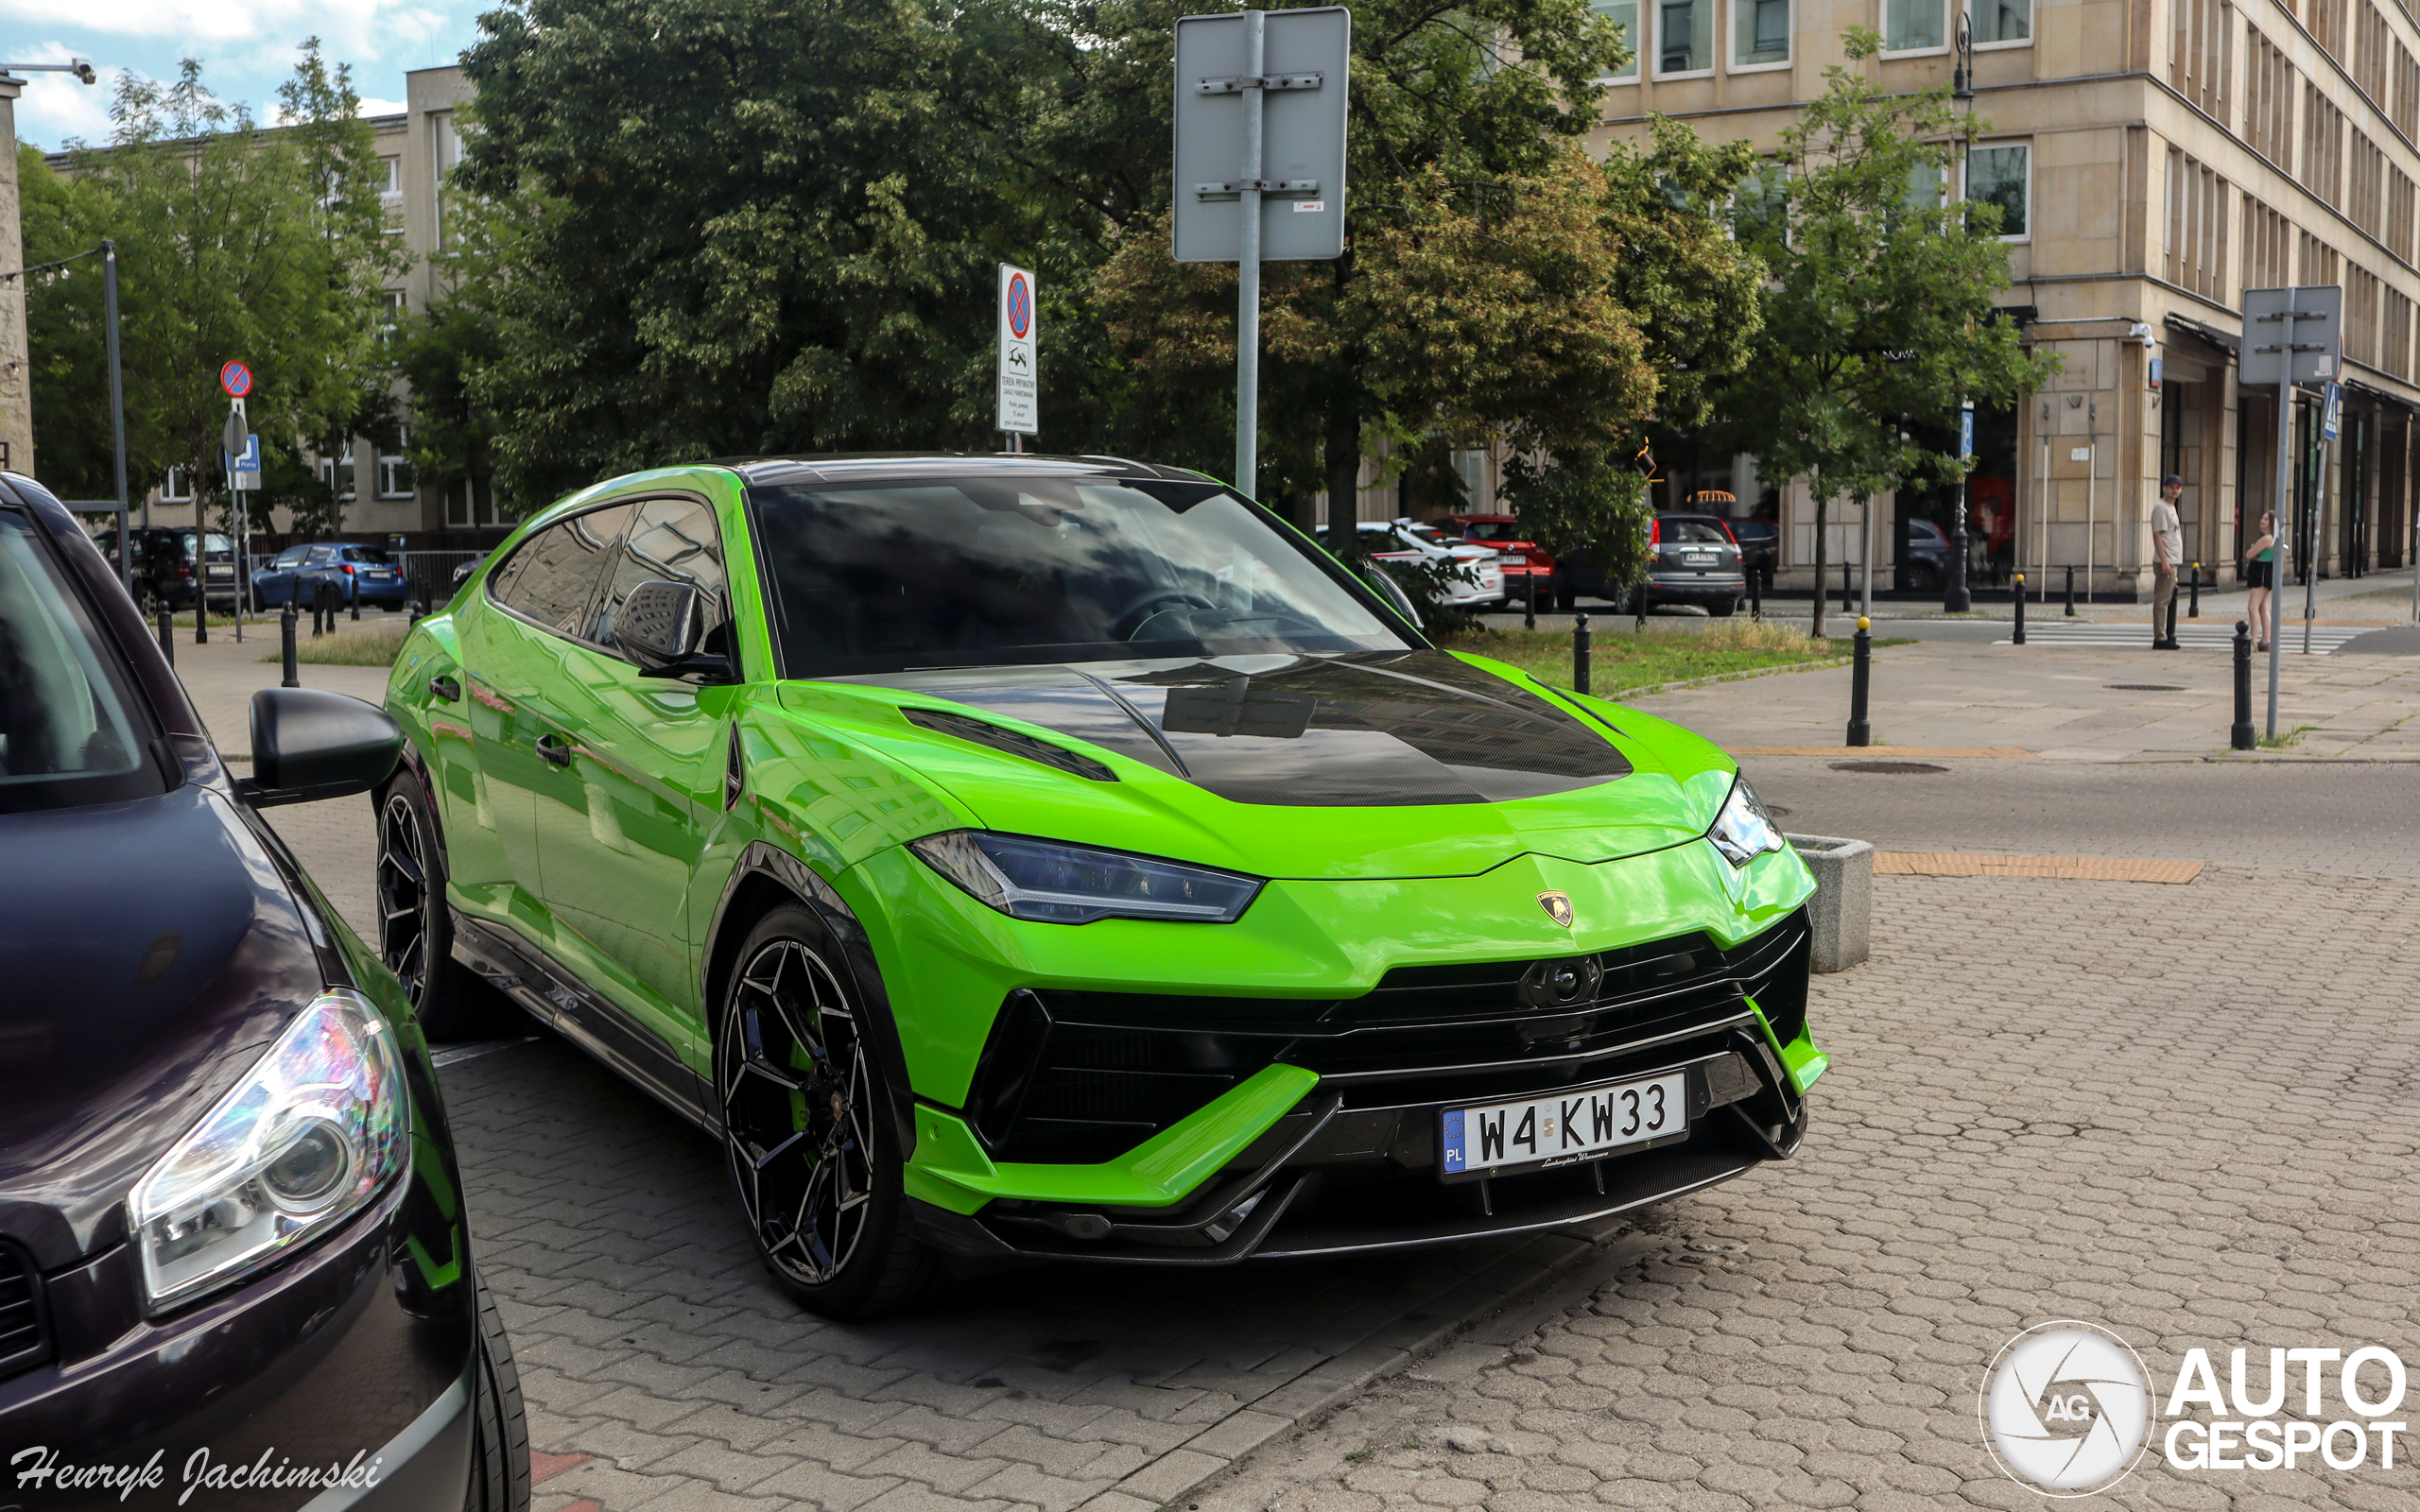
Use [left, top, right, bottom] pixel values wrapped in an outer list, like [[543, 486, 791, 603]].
[[535, 734, 574, 767], [429, 675, 461, 702]]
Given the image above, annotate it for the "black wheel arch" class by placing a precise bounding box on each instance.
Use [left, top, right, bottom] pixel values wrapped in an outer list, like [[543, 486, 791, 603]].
[[702, 842, 919, 1159]]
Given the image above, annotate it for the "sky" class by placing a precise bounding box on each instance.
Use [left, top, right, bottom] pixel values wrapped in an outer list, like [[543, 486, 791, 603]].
[[2, 0, 492, 151]]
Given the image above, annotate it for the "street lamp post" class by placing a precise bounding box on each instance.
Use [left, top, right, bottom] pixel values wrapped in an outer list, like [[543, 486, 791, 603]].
[[1946, 19, 1975, 615]]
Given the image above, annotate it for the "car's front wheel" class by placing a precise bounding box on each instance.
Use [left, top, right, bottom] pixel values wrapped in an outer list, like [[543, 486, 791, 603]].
[[378, 770, 514, 1040], [718, 905, 937, 1319], [467, 1268, 530, 1512]]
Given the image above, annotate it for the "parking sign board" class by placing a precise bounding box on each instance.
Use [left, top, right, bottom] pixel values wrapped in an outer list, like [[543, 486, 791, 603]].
[[997, 265, 1038, 436]]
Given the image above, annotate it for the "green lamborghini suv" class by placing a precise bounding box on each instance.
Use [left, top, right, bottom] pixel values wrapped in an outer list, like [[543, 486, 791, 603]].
[[378, 455, 1827, 1316]]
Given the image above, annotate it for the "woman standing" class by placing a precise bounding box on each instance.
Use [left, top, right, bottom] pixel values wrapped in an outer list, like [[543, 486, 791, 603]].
[[2243, 510, 2277, 650]]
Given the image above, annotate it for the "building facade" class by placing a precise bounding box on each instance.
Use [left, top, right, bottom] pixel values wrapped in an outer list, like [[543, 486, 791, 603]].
[[1583, 0, 2420, 594]]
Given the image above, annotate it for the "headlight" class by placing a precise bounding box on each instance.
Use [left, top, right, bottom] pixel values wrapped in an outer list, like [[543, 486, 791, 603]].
[[128, 989, 409, 1312], [1707, 776, 1787, 868], [908, 831, 1264, 924]]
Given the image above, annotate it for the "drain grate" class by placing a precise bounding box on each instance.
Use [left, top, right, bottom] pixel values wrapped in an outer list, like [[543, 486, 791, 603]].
[[1827, 761, 1948, 775], [2104, 683, 2187, 692]]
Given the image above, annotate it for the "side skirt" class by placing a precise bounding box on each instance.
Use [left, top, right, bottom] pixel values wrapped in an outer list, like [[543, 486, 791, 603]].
[[450, 913, 718, 1136]]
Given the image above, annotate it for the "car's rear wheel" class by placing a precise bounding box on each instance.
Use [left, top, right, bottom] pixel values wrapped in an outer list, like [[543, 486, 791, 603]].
[[718, 905, 937, 1319], [378, 770, 513, 1040], [466, 1268, 530, 1512], [1710, 596, 1738, 617]]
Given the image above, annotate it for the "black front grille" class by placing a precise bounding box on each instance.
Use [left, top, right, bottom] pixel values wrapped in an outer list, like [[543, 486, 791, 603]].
[[0, 1241, 53, 1383], [965, 910, 1812, 1162]]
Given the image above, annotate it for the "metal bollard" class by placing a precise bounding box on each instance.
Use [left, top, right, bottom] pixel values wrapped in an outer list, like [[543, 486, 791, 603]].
[[2012, 573, 2026, 644], [156, 605, 174, 666], [1525, 571, 1537, 632], [2164, 586, 2180, 646], [2187, 563, 2202, 618], [195, 596, 207, 644], [2065, 564, 2077, 616], [350, 581, 360, 622], [1749, 562, 1763, 621], [1845, 616, 1873, 747], [1841, 559, 1853, 613], [1573, 611, 1592, 696], [280, 604, 300, 689], [2230, 620, 2256, 750]]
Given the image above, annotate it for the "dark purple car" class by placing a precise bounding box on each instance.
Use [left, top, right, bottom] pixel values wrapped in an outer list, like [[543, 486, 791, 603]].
[[0, 475, 527, 1511]]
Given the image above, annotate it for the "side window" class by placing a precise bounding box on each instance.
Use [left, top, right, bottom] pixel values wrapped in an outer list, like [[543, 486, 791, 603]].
[[488, 504, 634, 641], [304, 546, 337, 565], [274, 548, 305, 568], [591, 497, 729, 657]]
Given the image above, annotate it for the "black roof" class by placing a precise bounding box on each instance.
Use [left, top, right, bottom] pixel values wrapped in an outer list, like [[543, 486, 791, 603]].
[[710, 453, 1217, 490]]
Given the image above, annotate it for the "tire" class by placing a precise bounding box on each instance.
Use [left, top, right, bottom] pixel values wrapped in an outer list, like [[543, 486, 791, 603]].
[[466, 1268, 531, 1512], [717, 904, 938, 1320], [377, 769, 516, 1040], [1710, 597, 1738, 618], [1554, 587, 1575, 613]]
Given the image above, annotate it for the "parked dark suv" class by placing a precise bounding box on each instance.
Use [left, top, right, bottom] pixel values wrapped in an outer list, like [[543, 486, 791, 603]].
[[1556, 514, 1749, 614], [90, 527, 239, 615], [1, 476, 527, 1511]]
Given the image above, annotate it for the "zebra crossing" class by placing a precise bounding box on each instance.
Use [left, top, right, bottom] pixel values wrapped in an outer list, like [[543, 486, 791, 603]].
[[1995, 621, 2376, 654]]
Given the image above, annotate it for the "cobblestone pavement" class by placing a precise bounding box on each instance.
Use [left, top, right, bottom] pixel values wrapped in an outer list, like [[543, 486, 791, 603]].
[[1192, 864, 2420, 1512]]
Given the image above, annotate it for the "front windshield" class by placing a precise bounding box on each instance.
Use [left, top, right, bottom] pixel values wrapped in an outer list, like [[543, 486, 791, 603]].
[[0, 510, 163, 812], [749, 474, 1415, 676]]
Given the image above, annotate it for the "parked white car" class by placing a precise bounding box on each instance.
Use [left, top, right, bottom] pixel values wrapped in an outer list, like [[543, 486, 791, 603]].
[[1321, 520, 1508, 609]]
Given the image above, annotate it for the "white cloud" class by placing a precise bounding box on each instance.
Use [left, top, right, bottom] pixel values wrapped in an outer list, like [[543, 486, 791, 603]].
[[354, 95, 406, 117], [0, 0, 449, 57]]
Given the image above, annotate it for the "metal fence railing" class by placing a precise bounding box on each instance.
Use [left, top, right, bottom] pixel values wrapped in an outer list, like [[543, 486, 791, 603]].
[[397, 550, 488, 610]]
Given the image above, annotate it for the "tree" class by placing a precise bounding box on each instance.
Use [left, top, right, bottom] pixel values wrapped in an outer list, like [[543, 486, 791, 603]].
[[22, 44, 397, 531], [1714, 29, 2055, 636], [456, 0, 1051, 506]]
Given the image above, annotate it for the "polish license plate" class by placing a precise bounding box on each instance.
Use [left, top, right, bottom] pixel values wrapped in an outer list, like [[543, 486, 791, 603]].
[[1439, 1071, 1687, 1180], [1682, 551, 1716, 566]]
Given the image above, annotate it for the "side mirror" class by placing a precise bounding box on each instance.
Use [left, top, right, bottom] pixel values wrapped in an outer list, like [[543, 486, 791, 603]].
[[618, 579, 735, 680], [241, 689, 403, 808]]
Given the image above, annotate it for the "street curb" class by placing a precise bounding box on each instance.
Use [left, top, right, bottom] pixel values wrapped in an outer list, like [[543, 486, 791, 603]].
[[1077, 1228, 1673, 1511]]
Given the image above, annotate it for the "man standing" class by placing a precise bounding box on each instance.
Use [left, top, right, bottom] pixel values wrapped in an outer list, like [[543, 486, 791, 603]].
[[2150, 473, 2184, 649]]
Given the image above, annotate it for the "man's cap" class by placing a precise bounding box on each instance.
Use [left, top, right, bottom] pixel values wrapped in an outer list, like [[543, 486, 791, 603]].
[[2162, 473, 2185, 487]]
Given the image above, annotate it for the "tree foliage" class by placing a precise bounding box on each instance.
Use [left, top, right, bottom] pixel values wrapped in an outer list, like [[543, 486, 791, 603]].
[[23, 44, 395, 527], [1712, 29, 2055, 631]]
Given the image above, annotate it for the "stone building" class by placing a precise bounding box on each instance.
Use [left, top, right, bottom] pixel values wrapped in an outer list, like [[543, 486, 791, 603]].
[[1580, 0, 2420, 594]]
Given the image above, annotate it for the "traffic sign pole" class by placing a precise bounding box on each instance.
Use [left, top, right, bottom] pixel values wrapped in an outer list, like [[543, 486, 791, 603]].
[[1235, 9, 1264, 501]]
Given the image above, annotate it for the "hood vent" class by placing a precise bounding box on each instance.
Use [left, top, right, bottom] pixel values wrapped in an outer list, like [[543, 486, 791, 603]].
[[905, 707, 1118, 782]]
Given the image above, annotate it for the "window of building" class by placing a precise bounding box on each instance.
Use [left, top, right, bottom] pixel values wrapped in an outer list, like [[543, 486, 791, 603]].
[[2245, 33, 2296, 168], [321, 451, 356, 502], [2169, 0, 2228, 109], [1593, 0, 1642, 78], [1734, 0, 1789, 65], [161, 467, 191, 503], [2387, 165, 2415, 264], [1972, 0, 2030, 46], [2356, 2, 2389, 102], [2386, 286, 2413, 379], [378, 289, 406, 347], [378, 156, 404, 233], [2302, 84, 2345, 206], [445, 476, 504, 529], [2349, 129, 2386, 236], [376, 430, 414, 499], [2348, 265, 2383, 368], [2242, 195, 2291, 289], [2164, 147, 2230, 299], [1656, 0, 1715, 74], [1965, 144, 2029, 237], [1905, 160, 1949, 211], [431, 111, 460, 246], [2394, 40, 2419, 143], [1884, 0, 1946, 52]]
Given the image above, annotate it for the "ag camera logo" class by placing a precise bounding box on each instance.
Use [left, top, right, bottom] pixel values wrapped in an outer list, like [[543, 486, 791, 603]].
[[1980, 1322, 2153, 1494]]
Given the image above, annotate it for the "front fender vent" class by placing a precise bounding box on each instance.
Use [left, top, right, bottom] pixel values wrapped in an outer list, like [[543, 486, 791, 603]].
[[905, 707, 1117, 782], [0, 1240, 53, 1383]]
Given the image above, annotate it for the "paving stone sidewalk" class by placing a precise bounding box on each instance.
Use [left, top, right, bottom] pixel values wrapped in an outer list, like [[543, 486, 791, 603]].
[[1190, 864, 2420, 1512]]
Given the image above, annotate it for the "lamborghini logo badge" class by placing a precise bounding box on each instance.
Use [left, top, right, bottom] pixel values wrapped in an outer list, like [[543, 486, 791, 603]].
[[1537, 891, 1575, 928]]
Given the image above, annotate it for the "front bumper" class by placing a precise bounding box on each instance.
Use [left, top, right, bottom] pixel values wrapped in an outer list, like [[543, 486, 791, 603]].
[[899, 902, 1822, 1264]]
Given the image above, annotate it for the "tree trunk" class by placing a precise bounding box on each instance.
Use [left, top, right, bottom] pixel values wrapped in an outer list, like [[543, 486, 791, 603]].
[[1809, 477, 1829, 640], [1325, 387, 1361, 567]]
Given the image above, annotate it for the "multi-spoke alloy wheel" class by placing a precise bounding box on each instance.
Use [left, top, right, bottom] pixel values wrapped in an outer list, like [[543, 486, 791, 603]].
[[717, 906, 935, 1317], [379, 789, 433, 1004]]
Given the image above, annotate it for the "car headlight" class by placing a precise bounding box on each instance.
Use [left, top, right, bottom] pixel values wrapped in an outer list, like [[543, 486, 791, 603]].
[[908, 831, 1264, 924], [1707, 776, 1787, 868], [128, 989, 409, 1313]]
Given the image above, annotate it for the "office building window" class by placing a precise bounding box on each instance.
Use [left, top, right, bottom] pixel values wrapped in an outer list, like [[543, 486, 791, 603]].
[[161, 467, 191, 503], [1905, 161, 1948, 211], [444, 477, 503, 529], [1973, 0, 2030, 43], [1735, 0, 1789, 65], [2164, 147, 2229, 299], [1965, 143, 2029, 238], [1884, 0, 1945, 51], [321, 452, 356, 502], [1594, 0, 1641, 77], [2169, 0, 2228, 110], [378, 289, 406, 347], [1657, 0, 1714, 73], [376, 430, 414, 499]]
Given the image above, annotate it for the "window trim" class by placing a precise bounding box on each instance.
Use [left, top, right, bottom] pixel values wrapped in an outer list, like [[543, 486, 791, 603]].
[[1651, 0, 1720, 77], [1880, 0, 1951, 55], [1962, 138, 2033, 244], [1968, 0, 2033, 49], [1729, 0, 1793, 71]]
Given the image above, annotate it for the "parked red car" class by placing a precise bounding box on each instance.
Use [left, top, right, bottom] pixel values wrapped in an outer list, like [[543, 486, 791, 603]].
[[1448, 514, 1554, 600]]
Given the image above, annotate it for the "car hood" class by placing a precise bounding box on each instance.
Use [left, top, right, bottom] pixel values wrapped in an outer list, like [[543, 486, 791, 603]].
[[0, 783, 322, 1265], [783, 648, 1737, 881]]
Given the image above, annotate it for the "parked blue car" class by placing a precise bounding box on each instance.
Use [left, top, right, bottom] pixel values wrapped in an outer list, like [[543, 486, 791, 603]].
[[251, 542, 409, 611]]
